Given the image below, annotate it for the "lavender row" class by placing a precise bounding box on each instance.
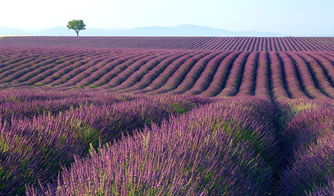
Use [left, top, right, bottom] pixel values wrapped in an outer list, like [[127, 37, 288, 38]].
[[2, 46, 334, 99], [32, 96, 280, 195], [278, 98, 334, 195], [0, 89, 134, 121], [0, 90, 210, 195]]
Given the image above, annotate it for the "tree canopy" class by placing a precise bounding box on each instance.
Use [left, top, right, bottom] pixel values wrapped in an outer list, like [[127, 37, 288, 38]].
[[67, 20, 86, 37]]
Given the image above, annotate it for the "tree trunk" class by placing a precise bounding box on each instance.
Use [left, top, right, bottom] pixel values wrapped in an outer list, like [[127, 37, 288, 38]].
[[76, 31, 79, 37]]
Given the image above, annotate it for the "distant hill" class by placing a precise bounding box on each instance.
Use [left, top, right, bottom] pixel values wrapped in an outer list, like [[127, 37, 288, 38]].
[[1, 24, 283, 37]]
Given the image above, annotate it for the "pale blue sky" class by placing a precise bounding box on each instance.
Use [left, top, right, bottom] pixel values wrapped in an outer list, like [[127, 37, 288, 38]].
[[1, 0, 333, 36]]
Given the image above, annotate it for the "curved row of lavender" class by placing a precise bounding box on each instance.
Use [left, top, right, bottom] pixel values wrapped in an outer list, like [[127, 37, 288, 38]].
[[1, 46, 334, 99], [1, 36, 334, 195], [1, 37, 334, 51], [0, 89, 211, 195], [278, 99, 334, 195], [26, 96, 281, 195], [1, 89, 334, 195]]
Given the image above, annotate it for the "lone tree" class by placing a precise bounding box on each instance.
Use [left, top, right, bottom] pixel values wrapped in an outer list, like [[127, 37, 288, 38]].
[[67, 20, 86, 37]]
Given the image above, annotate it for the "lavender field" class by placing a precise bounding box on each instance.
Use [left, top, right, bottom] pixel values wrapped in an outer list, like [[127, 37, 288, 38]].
[[0, 37, 334, 195]]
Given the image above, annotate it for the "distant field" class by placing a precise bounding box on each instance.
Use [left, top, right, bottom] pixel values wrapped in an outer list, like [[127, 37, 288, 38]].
[[1, 36, 334, 51], [1, 37, 334, 195], [1, 37, 334, 99]]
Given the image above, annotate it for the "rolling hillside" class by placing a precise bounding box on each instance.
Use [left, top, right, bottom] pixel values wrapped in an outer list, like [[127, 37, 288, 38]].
[[1, 37, 334, 195], [1, 36, 334, 51], [1, 37, 334, 99]]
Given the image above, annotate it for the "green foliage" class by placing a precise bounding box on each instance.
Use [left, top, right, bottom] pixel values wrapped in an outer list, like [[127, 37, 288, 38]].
[[171, 103, 188, 114], [88, 84, 98, 88], [39, 146, 63, 173], [88, 143, 96, 156], [67, 19, 86, 36], [0, 139, 9, 153], [292, 103, 318, 113], [209, 121, 268, 162], [0, 166, 10, 189], [71, 120, 101, 149]]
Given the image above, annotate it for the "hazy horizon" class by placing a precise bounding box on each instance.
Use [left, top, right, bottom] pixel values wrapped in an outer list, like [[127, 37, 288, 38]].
[[0, 24, 286, 37], [1, 0, 333, 36]]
